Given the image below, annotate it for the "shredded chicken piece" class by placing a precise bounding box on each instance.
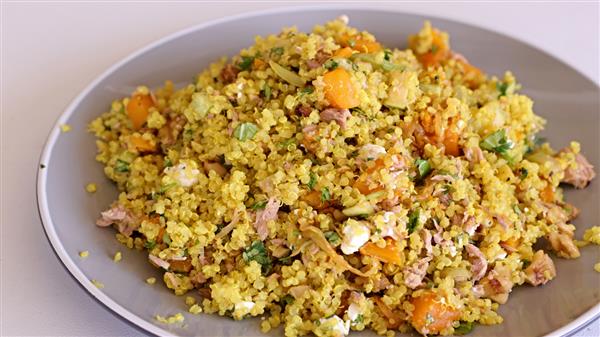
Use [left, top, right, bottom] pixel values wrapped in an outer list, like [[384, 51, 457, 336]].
[[254, 197, 279, 240], [524, 250, 556, 286], [561, 150, 596, 189], [190, 269, 208, 286], [421, 229, 433, 255], [465, 244, 488, 281], [158, 113, 186, 147], [149, 254, 170, 270], [547, 231, 580, 259], [296, 104, 312, 117], [480, 264, 514, 304], [96, 204, 138, 236], [403, 258, 431, 289], [307, 51, 331, 69], [320, 108, 351, 129], [464, 146, 484, 163]]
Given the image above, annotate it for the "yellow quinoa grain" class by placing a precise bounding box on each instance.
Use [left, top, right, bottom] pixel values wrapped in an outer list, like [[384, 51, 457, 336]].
[[79, 251, 89, 258], [113, 251, 122, 262], [155, 313, 184, 324], [189, 304, 203, 314], [91, 279, 104, 289], [146, 277, 157, 285], [85, 183, 97, 193], [60, 124, 72, 132]]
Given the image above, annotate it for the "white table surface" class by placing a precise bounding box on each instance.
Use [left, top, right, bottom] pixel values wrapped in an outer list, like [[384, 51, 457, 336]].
[[1, 2, 598, 336]]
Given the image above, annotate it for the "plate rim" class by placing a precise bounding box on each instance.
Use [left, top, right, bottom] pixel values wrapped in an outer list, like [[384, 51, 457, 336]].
[[36, 5, 600, 337]]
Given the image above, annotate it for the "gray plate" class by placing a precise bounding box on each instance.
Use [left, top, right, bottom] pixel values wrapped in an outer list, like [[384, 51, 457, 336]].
[[37, 6, 600, 337]]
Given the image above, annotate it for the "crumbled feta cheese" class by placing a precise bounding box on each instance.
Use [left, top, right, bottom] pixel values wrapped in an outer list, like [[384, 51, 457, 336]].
[[380, 211, 399, 239], [347, 302, 361, 322], [235, 301, 255, 313], [341, 220, 370, 255], [164, 162, 200, 187], [359, 144, 386, 161], [318, 315, 350, 336]]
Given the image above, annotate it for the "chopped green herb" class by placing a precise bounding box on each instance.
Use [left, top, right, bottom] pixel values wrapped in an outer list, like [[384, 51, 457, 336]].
[[238, 56, 254, 71], [454, 321, 474, 335], [415, 158, 431, 180], [383, 49, 392, 61], [407, 209, 420, 234], [307, 172, 317, 190], [381, 60, 402, 72], [323, 59, 339, 70], [233, 122, 258, 141], [251, 200, 268, 210], [513, 204, 521, 215], [262, 84, 271, 100], [348, 39, 356, 48], [270, 47, 284, 56], [144, 240, 156, 249], [281, 294, 295, 306], [162, 233, 172, 245], [278, 138, 296, 149], [351, 62, 359, 71], [522, 259, 531, 269], [480, 130, 513, 157], [442, 184, 455, 194], [525, 135, 546, 154], [519, 168, 528, 179], [496, 82, 509, 97], [430, 44, 439, 54], [324, 231, 341, 246], [159, 182, 177, 194], [164, 158, 173, 167], [301, 86, 314, 94], [320, 187, 331, 202], [242, 240, 272, 274], [115, 159, 130, 173], [279, 255, 293, 265], [353, 314, 364, 324]]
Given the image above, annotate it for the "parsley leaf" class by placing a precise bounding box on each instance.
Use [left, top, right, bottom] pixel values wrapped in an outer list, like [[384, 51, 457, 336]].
[[383, 49, 392, 61], [301, 86, 314, 94], [323, 59, 339, 70], [430, 44, 439, 54], [353, 314, 364, 324], [251, 200, 267, 210], [407, 209, 420, 234], [307, 172, 317, 190], [454, 321, 475, 335], [164, 158, 173, 167], [320, 187, 331, 202], [238, 56, 254, 71], [233, 122, 258, 141], [480, 130, 513, 156], [270, 47, 284, 56], [496, 82, 509, 97], [324, 231, 341, 246], [144, 240, 156, 249], [519, 168, 528, 179], [243, 240, 272, 274], [262, 84, 271, 100], [281, 294, 295, 306], [115, 159, 130, 173], [414, 158, 431, 181], [162, 233, 172, 245]]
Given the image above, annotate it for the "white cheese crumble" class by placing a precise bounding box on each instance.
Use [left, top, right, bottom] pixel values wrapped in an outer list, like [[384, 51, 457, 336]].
[[164, 162, 200, 187], [359, 144, 386, 161], [318, 315, 350, 336], [341, 220, 370, 255]]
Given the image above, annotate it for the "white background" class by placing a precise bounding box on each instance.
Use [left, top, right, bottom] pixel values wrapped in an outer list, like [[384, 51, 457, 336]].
[[1, 1, 599, 336]]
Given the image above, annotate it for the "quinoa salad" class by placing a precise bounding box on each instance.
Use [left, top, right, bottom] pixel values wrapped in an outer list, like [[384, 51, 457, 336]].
[[88, 17, 598, 337]]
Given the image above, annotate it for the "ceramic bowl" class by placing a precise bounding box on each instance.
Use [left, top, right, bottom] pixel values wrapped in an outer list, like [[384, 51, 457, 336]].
[[37, 7, 600, 337]]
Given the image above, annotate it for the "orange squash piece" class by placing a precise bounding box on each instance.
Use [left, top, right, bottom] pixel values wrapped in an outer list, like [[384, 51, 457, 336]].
[[333, 47, 353, 58], [126, 93, 154, 130], [339, 34, 382, 53], [417, 29, 450, 68], [323, 68, 360, 109], [360, 240, 403, 265], [410, 291, 460, 335], [131, 135, 155, 153]]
